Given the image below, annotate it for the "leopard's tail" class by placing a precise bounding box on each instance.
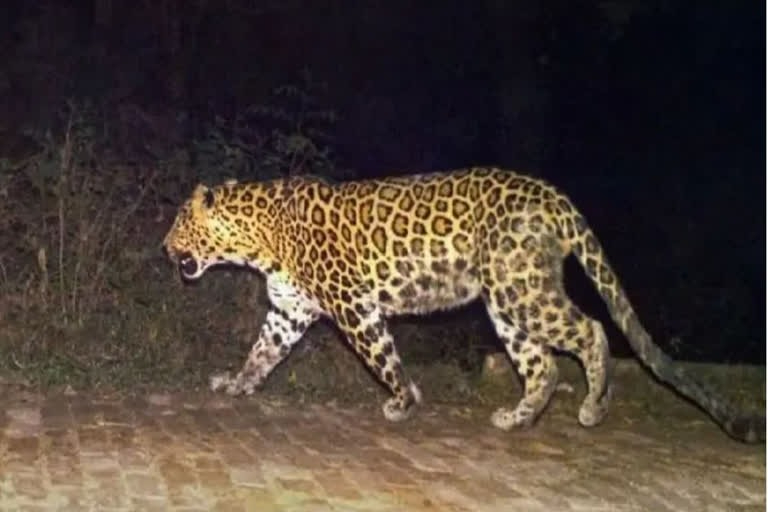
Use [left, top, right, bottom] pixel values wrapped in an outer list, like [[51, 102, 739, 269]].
[[561, 207, 765, 444]]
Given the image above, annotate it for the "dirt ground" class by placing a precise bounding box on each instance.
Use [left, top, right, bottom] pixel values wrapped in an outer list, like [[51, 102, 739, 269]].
[[0, 360, 764, 512]]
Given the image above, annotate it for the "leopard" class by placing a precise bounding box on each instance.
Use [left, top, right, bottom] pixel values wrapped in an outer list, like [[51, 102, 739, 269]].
[[163, 167, 765, 443]]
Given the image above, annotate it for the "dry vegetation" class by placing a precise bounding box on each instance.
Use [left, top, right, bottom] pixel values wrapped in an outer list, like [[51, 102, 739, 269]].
[[0, 102, 236, 389]]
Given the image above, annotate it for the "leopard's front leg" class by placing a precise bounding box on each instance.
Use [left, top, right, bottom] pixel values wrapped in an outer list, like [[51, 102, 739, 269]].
[[332, 296, 422, 422], [210, 304, 317, 395]]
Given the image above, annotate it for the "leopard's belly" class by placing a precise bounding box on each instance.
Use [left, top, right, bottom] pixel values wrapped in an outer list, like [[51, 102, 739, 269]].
[[373, 254, 483, 316]]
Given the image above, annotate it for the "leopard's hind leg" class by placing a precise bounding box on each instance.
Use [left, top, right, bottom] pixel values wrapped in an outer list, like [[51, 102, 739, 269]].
[[482, 235, 612, 429]]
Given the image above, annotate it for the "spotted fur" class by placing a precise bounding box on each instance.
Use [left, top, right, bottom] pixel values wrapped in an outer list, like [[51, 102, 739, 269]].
[[163, 168, 764, 443]]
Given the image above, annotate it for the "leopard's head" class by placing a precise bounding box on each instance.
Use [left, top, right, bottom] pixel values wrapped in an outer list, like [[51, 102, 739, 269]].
[[163, 184, 227, 280], [164, 181, 277, 280]]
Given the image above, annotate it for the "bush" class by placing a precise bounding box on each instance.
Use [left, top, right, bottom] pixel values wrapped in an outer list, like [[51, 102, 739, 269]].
[[192, 69, 348, 183]]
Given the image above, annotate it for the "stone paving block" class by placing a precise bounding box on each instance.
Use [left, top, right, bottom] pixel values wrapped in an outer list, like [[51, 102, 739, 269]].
[[166, 485, 208, 509], [229, 466, 266, 487], [76, 426, 111, 454], [378, 460, 419, 487], [216, 442, 258, 467], [47, 460, 83, 488], [5, 436, 40, 465], [274, 495, 335, 510], [621, 484, 680, 512], [186, 410, 225, 435], [116, 445, 153, 471], [454, 474, 525, 503], [44, 428, 77, 452], [130, 496, 169, 512], [284, 447, 333, 472], [423, 479, 488, 512], [79, 452, 121, 476], [45, 486, 85, 509], [125, 471, 167, 497], [84, 479, 130, 509], [140, 425, 175, 446], [14, 505, 54, 512], [11, 473, 48, 501], [191, 453, 223, 471], [312, 468, 364, 501], [280, 501, 336, 512], [228, 430, 272, 453], [210, 497, 247, 512], [569, 499, 617, 511], [276, 476, 322, 495], [197, 469, 234, 493], [239, 487, 280, 511]]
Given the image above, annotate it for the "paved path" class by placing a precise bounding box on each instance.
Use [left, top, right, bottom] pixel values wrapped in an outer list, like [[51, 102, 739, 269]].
[[0, 383, 764, 512]]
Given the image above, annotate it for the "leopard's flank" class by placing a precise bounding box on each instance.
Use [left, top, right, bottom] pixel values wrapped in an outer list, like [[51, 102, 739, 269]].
[[163, 168, 764, 443]]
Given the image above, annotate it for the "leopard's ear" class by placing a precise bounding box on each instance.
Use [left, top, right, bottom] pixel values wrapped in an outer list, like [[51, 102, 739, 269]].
[[193, 184, 215, 208]]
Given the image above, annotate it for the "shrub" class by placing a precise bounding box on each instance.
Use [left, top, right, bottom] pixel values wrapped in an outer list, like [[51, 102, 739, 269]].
[[192, 69, 348, 184]]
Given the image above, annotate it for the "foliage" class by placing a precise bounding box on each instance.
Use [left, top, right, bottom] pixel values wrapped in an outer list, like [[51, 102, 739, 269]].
[[192, 70, 347, 184]]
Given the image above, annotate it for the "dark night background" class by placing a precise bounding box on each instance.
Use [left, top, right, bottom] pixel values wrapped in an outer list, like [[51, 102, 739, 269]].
[[0, 0, 764, 377]]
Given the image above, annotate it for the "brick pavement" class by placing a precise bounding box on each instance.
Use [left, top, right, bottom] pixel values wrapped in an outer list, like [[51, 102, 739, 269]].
[[0, 382, 764, 511]]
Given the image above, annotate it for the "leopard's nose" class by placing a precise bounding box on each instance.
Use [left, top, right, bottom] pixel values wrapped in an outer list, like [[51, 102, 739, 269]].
[[162, 242, 180, 262]]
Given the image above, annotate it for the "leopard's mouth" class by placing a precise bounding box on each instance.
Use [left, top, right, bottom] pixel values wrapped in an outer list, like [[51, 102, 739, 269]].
[[178, 253, 202, 280], [164, 246, 207, 281]]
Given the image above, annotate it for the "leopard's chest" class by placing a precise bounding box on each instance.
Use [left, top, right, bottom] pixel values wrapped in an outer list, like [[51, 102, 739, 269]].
[[266, 272, 323, 316]]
